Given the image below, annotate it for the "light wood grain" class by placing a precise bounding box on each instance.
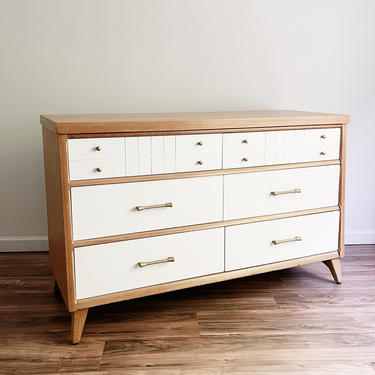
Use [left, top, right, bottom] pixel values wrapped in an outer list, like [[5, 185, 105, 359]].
[[339, 124, 347, 257], [66, 124, 344, 139], [40, 110, 349, 134], [73, 206, 339, 248], [324, 258, 342, 284], [69, 159, 340, 187], [71, 308, 89, 344], [42, 128, 75, 311]]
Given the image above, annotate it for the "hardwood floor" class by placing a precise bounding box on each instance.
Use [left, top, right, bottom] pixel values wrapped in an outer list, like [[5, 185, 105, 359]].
[[0, 245, 374, 374]]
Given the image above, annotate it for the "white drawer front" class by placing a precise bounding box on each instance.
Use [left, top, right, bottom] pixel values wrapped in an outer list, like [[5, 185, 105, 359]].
[[69, 159, 125, 181], [303, 145, 340, 162], [68, 138, 125, 160], [71, 176, 223, 241], [223, 132, 266, 168], [224, 165, 339, 220], [176, 134, 222, 154], [74, 228, 224, 299], [225, 211, 339, 271], [304, 128, 341, 147], [176, 152, 222, 172]]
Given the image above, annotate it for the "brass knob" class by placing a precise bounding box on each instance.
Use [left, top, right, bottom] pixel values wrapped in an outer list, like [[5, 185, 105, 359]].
[[95, 146, 102, 151], [320, 152, 326, 156], [242, 139, 248, 144], [96, 167, 103, 172], [242, 157, 248, 162], [320, 135, 326, 139], [197, 160, 203, 165], [197, 141, 203, 146]]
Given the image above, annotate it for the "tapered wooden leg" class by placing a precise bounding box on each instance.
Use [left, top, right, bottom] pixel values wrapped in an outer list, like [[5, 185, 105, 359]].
[[71, 308, 88, 344], [323, 259, 342, 284]]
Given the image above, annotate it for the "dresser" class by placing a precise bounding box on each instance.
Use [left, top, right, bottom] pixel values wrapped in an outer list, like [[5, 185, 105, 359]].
[[40, 110, 349, 344]]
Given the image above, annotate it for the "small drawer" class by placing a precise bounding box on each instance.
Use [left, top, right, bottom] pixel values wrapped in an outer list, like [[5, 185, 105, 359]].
[[223, 150, 265, 169], [74, 228, 224, 299], [223, 131, 265, 151], [224, 165, 339, 220], [303, 145, 340, 162], [69, 159, 125, 181], [304, 128, 341, 147], [71, 175, 223, 240], [176, 152, 222, 172], [68, 138, 125, 160], [176, 134, 222, 154], [225, 211, 339, 271]]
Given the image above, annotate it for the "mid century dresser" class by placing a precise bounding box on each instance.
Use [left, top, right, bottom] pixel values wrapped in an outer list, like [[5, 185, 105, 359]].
[[40, 110, 349, 344]]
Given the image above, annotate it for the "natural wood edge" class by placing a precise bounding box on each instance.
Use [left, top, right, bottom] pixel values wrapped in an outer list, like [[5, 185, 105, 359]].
[[58, 135, 77, 312], [66, 124, 344, 139], [73, 206, 340, 248], [54, 116, 349, 134], [76, 252, 340, 310], [71, 308, 88, 344], [323, 259, 342, 284], [69, 160, 341, 187], [40, 116, 57, 132], [338, 124, 347, 258]]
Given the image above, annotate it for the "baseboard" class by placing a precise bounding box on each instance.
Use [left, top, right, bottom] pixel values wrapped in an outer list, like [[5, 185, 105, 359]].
[[0, 236, 48, 252], [345, 231, 375, 245]]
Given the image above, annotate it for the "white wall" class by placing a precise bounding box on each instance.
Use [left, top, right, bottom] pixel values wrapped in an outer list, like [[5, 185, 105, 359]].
[[0, 0, 374, 250]]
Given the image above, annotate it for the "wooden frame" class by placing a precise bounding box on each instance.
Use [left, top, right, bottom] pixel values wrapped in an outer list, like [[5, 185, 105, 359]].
[[41, 110, 348, 344]]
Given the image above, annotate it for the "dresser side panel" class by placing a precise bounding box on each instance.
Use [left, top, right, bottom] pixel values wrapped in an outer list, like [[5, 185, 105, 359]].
[[42, 128, 75, 310]]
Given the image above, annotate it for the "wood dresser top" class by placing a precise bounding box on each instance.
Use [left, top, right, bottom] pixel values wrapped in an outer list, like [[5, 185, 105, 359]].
[[40, 110, 349, 135]]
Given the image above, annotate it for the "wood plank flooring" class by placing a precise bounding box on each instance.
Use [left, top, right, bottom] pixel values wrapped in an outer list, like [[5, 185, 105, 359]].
[[0, 245, 374, 374]]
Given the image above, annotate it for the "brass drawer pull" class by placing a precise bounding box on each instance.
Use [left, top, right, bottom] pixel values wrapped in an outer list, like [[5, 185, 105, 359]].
[[138, 256, 175, 268], [272, 236, 302, 245], [242, 139, 248, 144], [197, 160, 203, 165], [242, 157, 248, 162], [96, 167, 103, 172], [197, 141, 203, 146], [270, 188, 301, 196], [136, 202, 173, 211], [320, 135, 326, 139], [95, 146, 102, 151], [320, 151, 326, 156]]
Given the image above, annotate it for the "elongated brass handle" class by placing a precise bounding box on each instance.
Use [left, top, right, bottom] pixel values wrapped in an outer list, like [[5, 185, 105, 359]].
[[272, 236, 302, 245], [138, 256, 175, 268], [270, 188, 301, 196], [136, 202, 173, 211]]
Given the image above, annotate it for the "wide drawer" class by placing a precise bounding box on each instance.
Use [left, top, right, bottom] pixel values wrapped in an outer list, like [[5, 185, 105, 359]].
[[225, 211, 339, 271], [224, 165, 340, 220], [74, 228, 224, 299], [71, 175, 223, 241]]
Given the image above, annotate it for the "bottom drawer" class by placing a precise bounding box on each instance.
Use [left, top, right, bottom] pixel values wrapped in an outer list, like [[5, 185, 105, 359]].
[[74, 228, 224, 300], [225, 211, 339, 271]]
